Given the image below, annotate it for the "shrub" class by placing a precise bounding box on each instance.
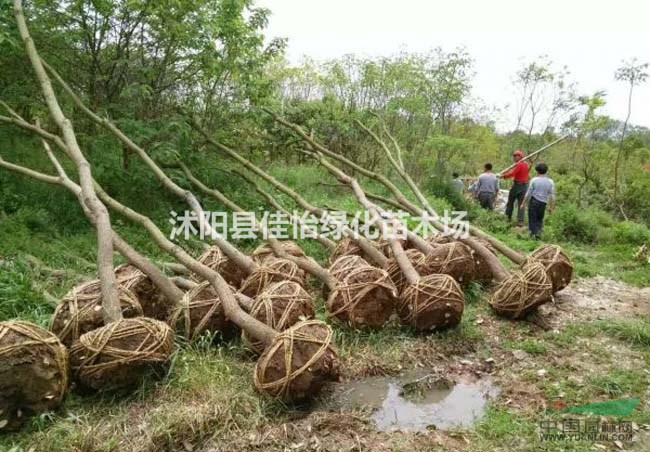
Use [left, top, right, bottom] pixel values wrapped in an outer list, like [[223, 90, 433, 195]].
[[600, 221, 650, 246], [547, 204, 603, 243]]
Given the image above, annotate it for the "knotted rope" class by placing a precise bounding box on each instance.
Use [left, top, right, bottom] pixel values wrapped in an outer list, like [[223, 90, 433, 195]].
[[252, 241, 306, 264], [489, 261, 553, 319], [398, 274, 465, 331], [239, 257, 306, 297], [423, 242, 477, 284], [525, 244, 574, 292]]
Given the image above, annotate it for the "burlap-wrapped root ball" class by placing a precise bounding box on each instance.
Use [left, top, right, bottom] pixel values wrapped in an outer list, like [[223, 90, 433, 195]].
[[489, 261, 553, 319], [328, 237, 365, 265], [239, 257, 307, 298], [423, 242, 477, 284], [326, 263, 398, 329], [51, 280, 143, 347], [243, 281, 316, 354], [0, 321, 68, 431], [526, 245, 573, 292], [384, 249, 429, 293], [168, 281, 240, 342], [192, 246, 247, 288], [115, 264, 172, 320], [254, 320, 340, 402], [252, 241, 306, 264], [70, 317, 175, 391], [472, 238, 498, 284], [398, 274, 465, 331]]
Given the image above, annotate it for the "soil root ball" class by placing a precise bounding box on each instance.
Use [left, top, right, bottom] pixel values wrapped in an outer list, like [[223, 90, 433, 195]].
[[489, 261, 553, 319], [323, 255, 370, 300], [239, 257, 307, 298], [377, 236, 409, 257], [252, 241, 306, 264], [398, 274, 465, 331], [0, 321, 68, 431], [254, 320, 340, 402], [328, 237, 365, 265], [70, 317, 175, 391], [326, 263, 398, 329], [168, 281, 240, 342], [526, 245, 573, 292], [115, 264, 171, 320], [384, 249, 428, 293], [51, 280, 143, 347], [423, 242, 477, 284], [192, 246, 247, 288], [243, 281, 316, 355]]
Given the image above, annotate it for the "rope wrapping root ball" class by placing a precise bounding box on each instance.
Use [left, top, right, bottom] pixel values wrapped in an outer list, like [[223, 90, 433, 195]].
[[242, 281, 316, 355], [115, 264, 171, 320], [328, 237, 365, 265], [322, 255, 369, 300], [526, 245, 573, 292], [239, 257, 307, 298], [398, 274, 465, 331], [423, 242, 477, 284], [489, 261, 553, 319], [51, 280, 143, 347], [384, 249, 429, 293], [251, 241, 306, 264], [70, 317, 175, 391], [254, 319, 340, 402], [192, 246, 247, 288], [326, 261, 398, 329], [168, 280, 240, 342], [0, 321, 68, 431]]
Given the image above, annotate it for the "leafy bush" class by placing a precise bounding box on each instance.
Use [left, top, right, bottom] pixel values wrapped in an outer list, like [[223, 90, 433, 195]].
[[600, 221, 650, 246], [547, 204, 607, 243]]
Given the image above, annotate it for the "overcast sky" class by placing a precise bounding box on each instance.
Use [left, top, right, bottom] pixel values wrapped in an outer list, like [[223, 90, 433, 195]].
[[258, 0, 650, 130]]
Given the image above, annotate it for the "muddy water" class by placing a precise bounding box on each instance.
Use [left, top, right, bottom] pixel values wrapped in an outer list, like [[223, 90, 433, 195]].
[[327, 371, 498, 432]]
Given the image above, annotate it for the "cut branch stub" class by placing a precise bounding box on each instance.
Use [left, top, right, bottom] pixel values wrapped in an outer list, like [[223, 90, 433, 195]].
[[242, 281, 316, 355], [115, 264, 173, 321], [51, 280, 143, 347], [239, 257, 307, 298], [525, 245, 573, 292], [168, 280, 240, 342], [489, 261, 553, 319], [254, 319, 339, 402], [326, 257, 398, 329], [397, 274, 465, 331], [0, 320, 68, 431], [70, 317, 175, 391]]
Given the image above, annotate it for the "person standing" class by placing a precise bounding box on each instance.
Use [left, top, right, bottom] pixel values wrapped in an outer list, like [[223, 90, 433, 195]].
[[451, 172, 464, 194], [522, 163, 555, 239], [500, 149, 529, 226], [474, 163, 499, 210]]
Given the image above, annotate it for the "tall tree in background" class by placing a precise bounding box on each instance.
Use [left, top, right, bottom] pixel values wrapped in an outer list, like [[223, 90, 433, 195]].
[[613, 59, 648, 211]]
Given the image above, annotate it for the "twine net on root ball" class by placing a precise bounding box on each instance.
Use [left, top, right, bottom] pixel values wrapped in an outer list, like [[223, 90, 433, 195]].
[[70, 317, 175, 391], [51, 280, 143, 347], [489, 261, 553, 319], [328, 237, 365, 265], [243, 281, 316, 355], [397, 274, 465, 331], [115, 264, 171, 320], [254, 319, 340, 402], [326, 264, 398, 329], [168, 281, 240, 342], [384, 249, 429, 293], [322, 254, 370, 300], [0, 321, 68, 431], [239, 257, 307, 298], [525, 245, 573, 292], [191, 246, 247, 288], [423, 242, 477, 285], [251, 241, 306, 264]]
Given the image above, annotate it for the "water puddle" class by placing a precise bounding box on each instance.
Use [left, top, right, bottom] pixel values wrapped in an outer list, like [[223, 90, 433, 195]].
[[327, 371, 498, 432]]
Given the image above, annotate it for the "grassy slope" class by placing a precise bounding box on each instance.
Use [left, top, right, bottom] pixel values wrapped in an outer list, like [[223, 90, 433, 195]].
[[0, 163, 649, 451]]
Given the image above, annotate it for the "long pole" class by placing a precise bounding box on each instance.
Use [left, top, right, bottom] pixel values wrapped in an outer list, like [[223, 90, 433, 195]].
[[498, 135, 569, 176]]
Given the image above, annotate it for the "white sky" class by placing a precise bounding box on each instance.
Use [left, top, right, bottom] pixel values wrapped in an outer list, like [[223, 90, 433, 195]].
[[258, 0, 650, 130]]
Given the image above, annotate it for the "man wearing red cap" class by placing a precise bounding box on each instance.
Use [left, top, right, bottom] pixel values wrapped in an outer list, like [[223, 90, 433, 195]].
[[500, 149, 529, 226]]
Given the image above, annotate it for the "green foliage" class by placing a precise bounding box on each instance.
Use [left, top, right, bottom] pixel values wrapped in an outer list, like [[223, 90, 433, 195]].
[[0, 260, 53, 324]]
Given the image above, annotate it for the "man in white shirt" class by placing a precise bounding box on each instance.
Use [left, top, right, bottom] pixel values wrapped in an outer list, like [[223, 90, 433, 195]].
[[522, 163, 555, 239]]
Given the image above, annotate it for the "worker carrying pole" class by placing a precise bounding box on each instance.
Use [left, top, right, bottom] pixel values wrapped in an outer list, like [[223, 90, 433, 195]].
[[497, 135, 567, 227]]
